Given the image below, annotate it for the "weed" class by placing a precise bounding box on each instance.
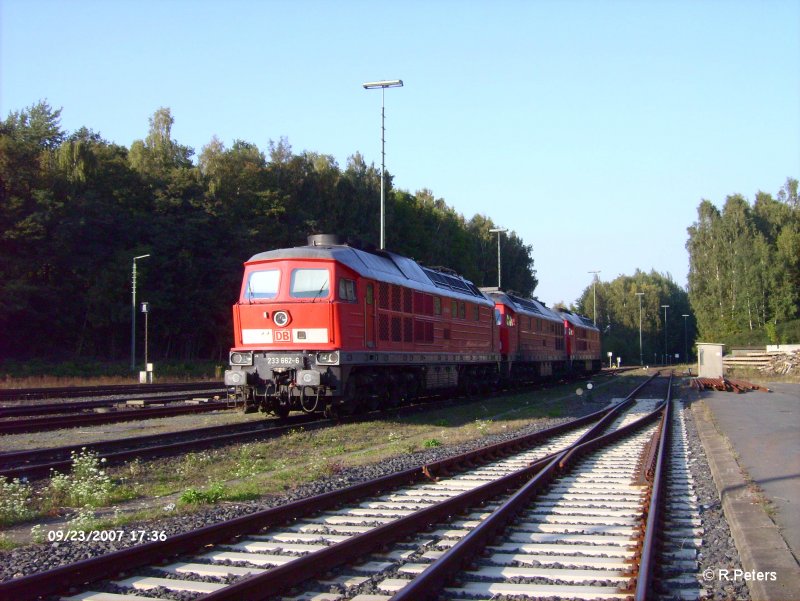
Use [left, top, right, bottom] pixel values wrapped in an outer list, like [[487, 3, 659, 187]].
[[474, 418, 493, 435], [126, 459, 144, 480], [323, 459, 345, 476], [66, 506, 98, 531], [0, 477, 36, 525], [29, 524, 45, 544], [233, 444, 268, 478], [49, 449, 113, 507], [423, 438, 443, 448], [179, 482, 227, 505], [329, 444, 346, 455], [176, 451, 216, 479]]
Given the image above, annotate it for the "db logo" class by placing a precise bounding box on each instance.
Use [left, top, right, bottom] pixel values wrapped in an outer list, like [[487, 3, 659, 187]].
[[274, 330, 291, 342]]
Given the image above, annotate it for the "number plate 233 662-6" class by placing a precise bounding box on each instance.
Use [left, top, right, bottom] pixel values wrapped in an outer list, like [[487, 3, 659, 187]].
[[265, 356, 302, 366]]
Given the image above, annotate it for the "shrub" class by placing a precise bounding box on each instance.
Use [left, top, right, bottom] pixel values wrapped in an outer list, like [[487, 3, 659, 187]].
[[474, 419, 493, 435], [179, 482, 227, 505], [0, 477, 35, 525], [49, 449, 113, 507]]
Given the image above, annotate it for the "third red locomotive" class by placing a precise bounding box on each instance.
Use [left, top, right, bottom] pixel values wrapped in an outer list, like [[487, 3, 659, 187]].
[[224, 235, 601, 417]]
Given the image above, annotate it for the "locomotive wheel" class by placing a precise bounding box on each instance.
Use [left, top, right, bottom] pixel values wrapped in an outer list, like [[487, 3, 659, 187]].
[[460, 372, 478, 398], [385, 374, 403, 408], [404, 377, 419, 404], [341, 376, 359, 414], [388, 384, 403, 408], [403, 373, 421, 405]]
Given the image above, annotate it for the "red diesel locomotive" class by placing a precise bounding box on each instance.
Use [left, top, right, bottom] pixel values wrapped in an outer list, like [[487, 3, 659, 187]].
[[224, 235, 600, 416]]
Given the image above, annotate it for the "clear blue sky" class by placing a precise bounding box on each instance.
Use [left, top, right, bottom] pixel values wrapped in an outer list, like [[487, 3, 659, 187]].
[[2, 0, 798, 307]]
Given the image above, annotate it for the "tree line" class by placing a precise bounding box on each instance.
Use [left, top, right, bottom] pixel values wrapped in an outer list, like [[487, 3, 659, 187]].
[[686, 179, 799, 346], [0, 102, 537, 362], [573, 270, 693, 366], [3, 101, 795, 367], [570, 178, 799, 366]]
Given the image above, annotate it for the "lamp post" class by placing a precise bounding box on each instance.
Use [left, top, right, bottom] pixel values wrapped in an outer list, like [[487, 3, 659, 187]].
[[588, 271, 601, 326], [489, 227, 508, 288], [141, 302, 150, 367], [661, 304, 670, 365], [635, 292, 644, 366], [682, 313, 690, 364], [131, 254, 151, 371], [362, 79, 403, 250]]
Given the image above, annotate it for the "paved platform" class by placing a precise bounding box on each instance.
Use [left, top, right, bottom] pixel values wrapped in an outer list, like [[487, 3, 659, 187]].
[[691, 382, 800, 601]]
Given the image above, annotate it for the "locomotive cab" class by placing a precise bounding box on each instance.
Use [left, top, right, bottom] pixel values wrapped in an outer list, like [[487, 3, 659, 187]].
[[226, 250, 353, 416]]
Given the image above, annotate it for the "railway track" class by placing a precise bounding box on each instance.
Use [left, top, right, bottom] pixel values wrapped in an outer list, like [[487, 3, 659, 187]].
[[0, 412, 326, 480], [0, 390, 227, 417], [0, 381, 224, 402], [0, 397, 233, 435], [1, 370, 632, 480], [0, 373, 674, 601]]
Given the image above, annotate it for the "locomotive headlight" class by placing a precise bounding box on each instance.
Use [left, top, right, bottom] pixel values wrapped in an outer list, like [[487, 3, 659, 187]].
[[316, 351, 339, 365], [230, 351, 253, 366], [273, 310, 290, 327]]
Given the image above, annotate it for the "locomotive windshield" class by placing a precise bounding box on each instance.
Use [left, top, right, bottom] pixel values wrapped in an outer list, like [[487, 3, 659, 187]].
[[290, 268, 330, 299], [244, 269, 280, 300]]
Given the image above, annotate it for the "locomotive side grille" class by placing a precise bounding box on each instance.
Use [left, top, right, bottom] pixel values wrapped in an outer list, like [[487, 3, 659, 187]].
[[403, 288, 413, 312], [391, 316, 402, 342], [414, 319, 434, 344], [391, 285, 402, 311], [413, 291, 424, 313], [379, 282, 389, 309], [379, 313, 390, 341], [424, 294, 434, 315], [404, 317, 413, 342]]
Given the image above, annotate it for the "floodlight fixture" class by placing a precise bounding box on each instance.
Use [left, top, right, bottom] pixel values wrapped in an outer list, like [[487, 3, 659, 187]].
[[588, 271, 601, 325], [362, 79, 404, 249], [362, 80, 404, 89], [489, 228, 509, 288]]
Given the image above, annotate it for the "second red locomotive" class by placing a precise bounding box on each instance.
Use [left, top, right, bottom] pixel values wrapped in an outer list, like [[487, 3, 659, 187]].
[[224, 235, 600, 416]]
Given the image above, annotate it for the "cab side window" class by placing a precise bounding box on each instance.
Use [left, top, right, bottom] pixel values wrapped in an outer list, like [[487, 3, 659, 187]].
[[338, 278, 357, 302]]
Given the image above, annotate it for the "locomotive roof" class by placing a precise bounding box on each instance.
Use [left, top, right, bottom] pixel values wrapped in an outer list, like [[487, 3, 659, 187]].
[[483, 290, 563, 323], [247, 243, 494, 306], [559, 310, 600, 332]]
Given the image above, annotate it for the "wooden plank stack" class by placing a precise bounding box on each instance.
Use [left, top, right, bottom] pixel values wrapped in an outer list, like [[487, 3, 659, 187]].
[[723, 352, 774, 370]]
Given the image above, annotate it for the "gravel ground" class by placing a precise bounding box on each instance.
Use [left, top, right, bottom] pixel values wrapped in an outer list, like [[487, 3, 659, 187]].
[[669, 398, 750, 601], [0, 379, 751, 601]]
